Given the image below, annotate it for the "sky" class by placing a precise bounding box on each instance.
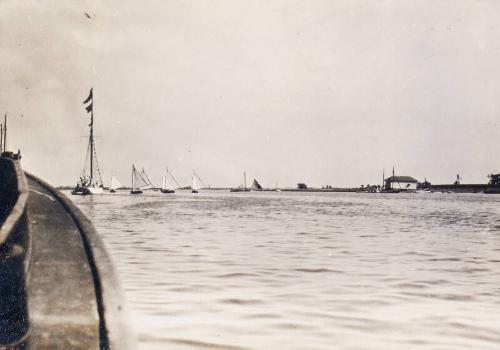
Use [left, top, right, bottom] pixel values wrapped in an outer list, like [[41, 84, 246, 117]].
[[1, 0, 500, 187]]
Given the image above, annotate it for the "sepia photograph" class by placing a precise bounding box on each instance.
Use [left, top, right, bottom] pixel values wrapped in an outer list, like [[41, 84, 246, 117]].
[[1, 1, 500, 349]]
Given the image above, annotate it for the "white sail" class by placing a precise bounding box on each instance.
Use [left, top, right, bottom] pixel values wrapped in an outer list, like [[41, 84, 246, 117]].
[[132, 166, 135, 190], [169, 170, 182, 188], [165, 168, 181, 190], [110, 176, 122, 190], [139, 167, 154, 190], [132, 165, 149, 190], [161, 175, 167, 190], [192, 174, 200, 191], [192, 171, 205, 191], [162, 169, 177, 190]]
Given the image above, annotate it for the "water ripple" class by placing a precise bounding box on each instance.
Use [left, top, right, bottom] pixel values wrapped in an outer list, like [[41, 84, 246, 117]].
[[68, 190, 500, 350]]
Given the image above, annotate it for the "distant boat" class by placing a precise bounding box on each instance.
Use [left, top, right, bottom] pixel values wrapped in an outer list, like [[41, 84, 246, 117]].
[[251, 178, 263, 191], [140, 167, 154, 190], [160, 168, 176, 193], [170, 170, 182, 189], [192, 170, 205, 193], [72, 88, 104, 196], [109, 175, 122, 193], [130, 164, 151, 194], [230, 171, 251, 192], [274, 181, 281, 192]]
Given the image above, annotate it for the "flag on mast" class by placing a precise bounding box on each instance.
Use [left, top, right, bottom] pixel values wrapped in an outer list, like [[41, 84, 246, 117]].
[[83, 88, 93, 113]]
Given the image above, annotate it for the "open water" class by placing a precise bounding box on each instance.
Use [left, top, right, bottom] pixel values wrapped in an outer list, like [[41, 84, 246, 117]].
[[69, 190, 500, 350]]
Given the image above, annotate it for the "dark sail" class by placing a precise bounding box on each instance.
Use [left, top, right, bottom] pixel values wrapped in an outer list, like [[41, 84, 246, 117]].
[[251, 179, 262, 190]]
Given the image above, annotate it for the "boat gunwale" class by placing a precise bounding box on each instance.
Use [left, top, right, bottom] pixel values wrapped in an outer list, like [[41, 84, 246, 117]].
[[0, 157, 29, 247], [25, 172, 136, 350]]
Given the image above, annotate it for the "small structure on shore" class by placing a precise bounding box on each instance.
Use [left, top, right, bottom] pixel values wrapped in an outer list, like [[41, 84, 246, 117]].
[[384, 176, 418, 191], [297, 183, 308, 190], [417, 178, 432, 190], [488, 173, 500, 186]]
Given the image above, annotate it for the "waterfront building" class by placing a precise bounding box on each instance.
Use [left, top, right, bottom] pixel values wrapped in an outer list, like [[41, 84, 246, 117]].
[[384, 176, 418, 191]]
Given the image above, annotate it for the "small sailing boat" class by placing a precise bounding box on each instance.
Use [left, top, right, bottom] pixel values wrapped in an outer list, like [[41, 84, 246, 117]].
[[72, 88, 104, 195], [160, 168, 176, 193], [130, 164, 151, 194], [251, 178, 263, 191], [170, 170, 182, 189], [230, 171, 251, 192], [109, 175, 122, 193], [140, 167, 155, 190], [191, 170, 205, 193]]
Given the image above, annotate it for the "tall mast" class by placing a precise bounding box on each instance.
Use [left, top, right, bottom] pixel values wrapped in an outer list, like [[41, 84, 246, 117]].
[[391, 166, 395, 190], [0, 124, 3, 154], [382, 168, 385, 189], [131, 165, 134, 190], [244, 171, 247, 188], [89, 101, 94, 185], [3, 114, 6, 153]]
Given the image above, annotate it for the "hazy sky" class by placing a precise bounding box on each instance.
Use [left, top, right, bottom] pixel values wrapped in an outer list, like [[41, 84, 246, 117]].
[[2, 0, 500, 187]]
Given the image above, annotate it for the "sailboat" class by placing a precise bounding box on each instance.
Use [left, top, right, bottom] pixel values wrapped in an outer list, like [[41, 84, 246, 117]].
[[130, 164, 151, 194], [170, 170, 182, 189], [160, 168, 176, 193], [230, 171, 251, 192], [72, 88, 104, 195], [109, 175, 122, 193], [251, 179, 263, 191], [140, 167, 155, 190], [191, 170, 205, 193]]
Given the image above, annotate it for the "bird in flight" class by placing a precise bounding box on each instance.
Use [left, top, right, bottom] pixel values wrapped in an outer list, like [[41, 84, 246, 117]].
[[84, 12, 92, 19]]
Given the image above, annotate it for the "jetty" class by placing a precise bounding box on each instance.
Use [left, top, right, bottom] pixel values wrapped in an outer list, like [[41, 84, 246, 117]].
[[0, 152, 135, 349]]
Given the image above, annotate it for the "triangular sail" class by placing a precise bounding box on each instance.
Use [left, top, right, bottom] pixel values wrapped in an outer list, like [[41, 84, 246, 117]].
[[140, 168, 154, 190], [110, 176, 122, 190], [192, 173, 200, 191], [192, 171, 205, 190], [169, 170, 181, 188], [132, 165, 149, 190], [162, 169, 177, 190], [251, 179, 262, 190], [161, 175, 167, 190]]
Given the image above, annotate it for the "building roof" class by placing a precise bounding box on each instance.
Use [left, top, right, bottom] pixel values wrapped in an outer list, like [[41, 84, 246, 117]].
[[385, 176, 418, 183]]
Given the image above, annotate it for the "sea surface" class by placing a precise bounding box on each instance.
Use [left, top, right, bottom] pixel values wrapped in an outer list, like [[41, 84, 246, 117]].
[[68, 190, 500, 350]]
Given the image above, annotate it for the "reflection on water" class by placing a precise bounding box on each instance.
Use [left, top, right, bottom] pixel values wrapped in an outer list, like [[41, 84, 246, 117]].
[[68, 190, 500, 350]]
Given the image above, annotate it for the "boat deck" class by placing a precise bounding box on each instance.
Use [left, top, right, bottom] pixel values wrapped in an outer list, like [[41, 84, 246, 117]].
[[0, 155, 134, 349], [25, 176, 100, 349]]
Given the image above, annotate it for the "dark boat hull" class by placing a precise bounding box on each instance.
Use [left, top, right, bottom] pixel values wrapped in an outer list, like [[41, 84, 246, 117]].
[[71, 186, 104, 195], [130, 190, 143, 194], [230, 188, 251, 192], [160, 189, 175, 193]]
